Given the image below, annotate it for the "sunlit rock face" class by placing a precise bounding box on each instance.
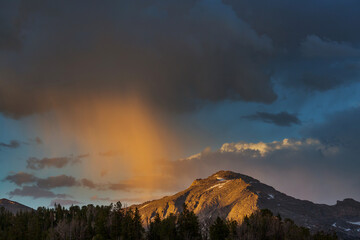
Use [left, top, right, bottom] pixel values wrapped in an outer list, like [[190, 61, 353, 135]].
[[134, 171, 360, 239]]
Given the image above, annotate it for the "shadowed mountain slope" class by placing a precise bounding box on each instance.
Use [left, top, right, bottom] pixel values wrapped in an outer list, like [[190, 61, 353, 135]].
[[0, 198, 33, 214]]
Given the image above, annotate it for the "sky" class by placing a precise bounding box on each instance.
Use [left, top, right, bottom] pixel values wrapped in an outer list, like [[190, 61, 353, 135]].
[[1, 0, 360, 208]]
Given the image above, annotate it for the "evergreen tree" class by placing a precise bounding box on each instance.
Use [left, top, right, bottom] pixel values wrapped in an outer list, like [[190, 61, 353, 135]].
[[177, 204, 201, 240], [147, 213, 162, 240], [209, 217, 229, 240], [133, 208, 145, 240]]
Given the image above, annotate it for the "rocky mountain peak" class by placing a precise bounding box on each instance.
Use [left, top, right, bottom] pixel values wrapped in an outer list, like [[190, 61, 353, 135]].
[[336, 198, 360, 207], [191, 170, 260, 187], [134, 171, 360, 239]]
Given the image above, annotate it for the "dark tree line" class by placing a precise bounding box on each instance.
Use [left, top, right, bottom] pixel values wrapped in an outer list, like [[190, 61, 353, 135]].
[[0, 202, 337, 240], [208, 209, 337, 240]]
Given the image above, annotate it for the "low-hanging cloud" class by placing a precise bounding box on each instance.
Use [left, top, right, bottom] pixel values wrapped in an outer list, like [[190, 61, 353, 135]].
[[0, 140, 20, 149], [26, 156, 83, 170], [8, 186, 71, 199], [4, 172, 38, 186], [0, 138, 42, 151], [243, 111, 301, 127], [6, 173, 83, 189], [36, 175, 78, 189]]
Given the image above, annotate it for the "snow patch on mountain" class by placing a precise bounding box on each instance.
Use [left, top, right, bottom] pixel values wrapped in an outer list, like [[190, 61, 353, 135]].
[[348, 221, 360, 226], [267, 194, 275, 200]]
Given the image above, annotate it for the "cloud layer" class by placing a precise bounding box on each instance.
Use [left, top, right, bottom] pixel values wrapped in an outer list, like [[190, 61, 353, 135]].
[[26, 156, 83, 170], [8, 186, 71, 199], [0, 140, 20, 149], [243, 111, 301, 126], [0, 0, 278, 119]]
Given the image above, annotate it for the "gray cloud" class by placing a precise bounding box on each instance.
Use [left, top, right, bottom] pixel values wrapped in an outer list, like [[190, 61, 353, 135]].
[[4, 172, 134, 192], [8, 186, 71, 199], [4, 172, 38, 186], [80, 178, 99, 189], [0, 1, 22, 50], [0, 140, 20, 149], [301, 35, 360, 58], [5, 173, 86, 190], [0, 137, 42, 150], [36, 175, 78, 189], [26, 156, 82, 170], [243, 111, 301, 127]]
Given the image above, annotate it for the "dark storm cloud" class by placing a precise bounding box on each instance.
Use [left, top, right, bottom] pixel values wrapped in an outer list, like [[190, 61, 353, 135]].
[[0, 1, 360, 118], [0, 0, 277, 118], [300, 35, 360, 58], [0, 1, 21, 50], [243, 111, 301, 127], [304, 107, 360, 150], [224, 0, 360, 46], [26, 156, 82, 170], [224, 0, 360, 92], [283, 36, 360, 92], [8, 186, 71, 199], [0, 140, 20, 149]]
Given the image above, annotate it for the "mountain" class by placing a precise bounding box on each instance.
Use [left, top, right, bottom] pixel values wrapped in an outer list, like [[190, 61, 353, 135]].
[[134, 171, 360, 240], [0, 198, 33, 214]]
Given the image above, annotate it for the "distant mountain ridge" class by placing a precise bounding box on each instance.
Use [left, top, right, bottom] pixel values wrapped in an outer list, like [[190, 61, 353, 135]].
[[134, 171, 360, 240], [0, 198, 33, 214]]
